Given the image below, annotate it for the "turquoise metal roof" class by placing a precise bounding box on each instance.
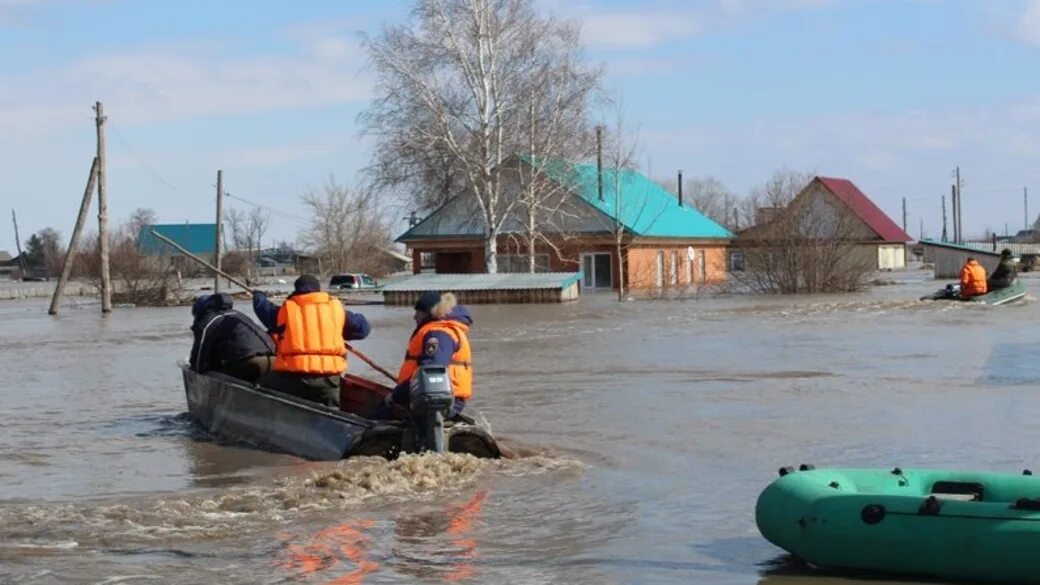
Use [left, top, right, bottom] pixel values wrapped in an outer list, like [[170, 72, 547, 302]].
[[138, 223, 218, 255], [527, 158, 733, 239]]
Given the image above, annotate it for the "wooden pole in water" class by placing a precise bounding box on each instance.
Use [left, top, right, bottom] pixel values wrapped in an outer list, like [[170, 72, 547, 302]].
[[48, 157, 99, 315], [94, 101, 112, 313], [11, 209, 26, 276], [214, 169, 223, 293]]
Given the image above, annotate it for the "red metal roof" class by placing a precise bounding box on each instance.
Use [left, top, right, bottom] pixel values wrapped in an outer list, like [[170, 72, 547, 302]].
[[815, 176, 912, 243]]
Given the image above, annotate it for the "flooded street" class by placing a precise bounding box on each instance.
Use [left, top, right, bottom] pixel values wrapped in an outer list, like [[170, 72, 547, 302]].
[[3, 275, 1040, 584]]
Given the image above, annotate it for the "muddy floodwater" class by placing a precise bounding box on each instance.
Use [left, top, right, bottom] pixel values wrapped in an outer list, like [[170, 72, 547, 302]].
[[3, 274, 1040, 584]]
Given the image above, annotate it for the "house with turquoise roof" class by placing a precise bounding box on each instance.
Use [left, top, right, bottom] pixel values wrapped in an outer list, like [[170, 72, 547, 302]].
[[397, 158, 734, 291]]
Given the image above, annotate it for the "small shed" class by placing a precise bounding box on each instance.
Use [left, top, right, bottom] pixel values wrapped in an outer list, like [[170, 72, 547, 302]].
[[381, 272, 581, 306], [918, 240, 1001, 279]]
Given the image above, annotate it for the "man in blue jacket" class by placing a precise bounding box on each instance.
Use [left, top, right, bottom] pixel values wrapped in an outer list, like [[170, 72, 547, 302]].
[[189, 293, 275, 383]]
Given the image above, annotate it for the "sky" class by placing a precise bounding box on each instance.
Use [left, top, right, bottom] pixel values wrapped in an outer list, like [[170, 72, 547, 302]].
[[3, 0, 1040, 250]]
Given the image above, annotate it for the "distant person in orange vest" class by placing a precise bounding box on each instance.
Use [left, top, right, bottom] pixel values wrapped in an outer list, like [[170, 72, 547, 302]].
[[383, 291, 472, 418], [959, 257, 988, 299], [251, 275, 371, 408]]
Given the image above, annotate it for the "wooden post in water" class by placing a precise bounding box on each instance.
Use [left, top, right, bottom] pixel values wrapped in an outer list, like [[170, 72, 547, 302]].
[[94, 101, 112, 313], [48, 157, 99, 315], [11, 209, 26, 276], [215, 169, 223, 293]]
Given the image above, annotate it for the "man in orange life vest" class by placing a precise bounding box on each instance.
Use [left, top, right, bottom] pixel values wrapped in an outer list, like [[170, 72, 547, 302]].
[[384, 291, 472, 418], [251, 274, 371, 408], [959, 257, 988, 299]]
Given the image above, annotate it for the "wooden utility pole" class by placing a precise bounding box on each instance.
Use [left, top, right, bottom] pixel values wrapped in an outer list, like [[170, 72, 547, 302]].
[[950, 184, 958, 243], [49, 158, 99, 315], [94, 101, 112, 313], [11, 209, 26, 276], [215, 169, 223, 293], [941, 194, 948, 242], [902, 197, 907, 236], [954, 166, 963, 243]]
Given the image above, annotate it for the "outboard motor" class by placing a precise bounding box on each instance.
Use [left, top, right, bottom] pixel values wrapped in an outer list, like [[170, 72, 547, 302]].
[[408, 365, 455, 453]]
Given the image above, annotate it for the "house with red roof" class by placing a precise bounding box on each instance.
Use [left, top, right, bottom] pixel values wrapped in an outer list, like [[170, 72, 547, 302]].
[[733, 176, 912, 290]]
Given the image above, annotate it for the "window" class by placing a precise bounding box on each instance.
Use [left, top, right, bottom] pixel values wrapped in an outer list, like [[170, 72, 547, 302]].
[[670, 250, 679, 286], [499, 254, 550, 273], [729, 250, 745, 272], [329, 274, 356, 287], [655, 251, 665, 287], [698, 250, 707, 281]]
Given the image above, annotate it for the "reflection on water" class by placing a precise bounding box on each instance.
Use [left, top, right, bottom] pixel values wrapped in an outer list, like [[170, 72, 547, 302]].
[[4, 275, 1040, 583]]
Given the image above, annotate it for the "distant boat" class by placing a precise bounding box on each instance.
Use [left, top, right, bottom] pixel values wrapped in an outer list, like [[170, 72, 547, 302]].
[[756, 466, 1040, 584], [920, 279, 1027, 305]]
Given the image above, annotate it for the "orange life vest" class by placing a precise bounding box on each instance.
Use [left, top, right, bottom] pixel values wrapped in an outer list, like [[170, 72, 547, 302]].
[[960, 260, 988, 297], [272, 292, 347, 375], [396, 320, 472, 400]]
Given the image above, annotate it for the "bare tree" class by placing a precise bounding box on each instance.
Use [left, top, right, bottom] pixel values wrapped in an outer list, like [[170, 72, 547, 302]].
[[127, 208, 157, 243], [659, 175, 736, 229], [77, 209, 180, 304], [299, 177, 393, 275], [732, 170, 876, 294], [362, 0, 598, 274], [25, 227, 64, 277], [226, 207, 248, 251], [247, 207, 271, 262]]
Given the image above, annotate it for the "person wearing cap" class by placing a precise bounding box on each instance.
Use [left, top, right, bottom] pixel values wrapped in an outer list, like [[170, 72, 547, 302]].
[[189, 293, 275, 383], [251, 274, 371, 407], [987, 249, 1018, 291], [384, 290, 473, 417]]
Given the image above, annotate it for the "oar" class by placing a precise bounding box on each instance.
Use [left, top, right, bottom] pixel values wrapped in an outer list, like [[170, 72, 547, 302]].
[[150, 229, 399, 383]]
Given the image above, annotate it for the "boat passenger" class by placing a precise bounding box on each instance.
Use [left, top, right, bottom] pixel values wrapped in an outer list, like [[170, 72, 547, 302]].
[[381, 291, 472, 418], [959, 257, 988, 299], [189, 293, 276, 383], [252, 274, 370, 408], [987, 249, 1017, 291]]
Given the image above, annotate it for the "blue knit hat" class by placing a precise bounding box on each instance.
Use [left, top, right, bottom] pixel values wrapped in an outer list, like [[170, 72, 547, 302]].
[[192, 294, 213, 316], [414, 290, 441, 313]]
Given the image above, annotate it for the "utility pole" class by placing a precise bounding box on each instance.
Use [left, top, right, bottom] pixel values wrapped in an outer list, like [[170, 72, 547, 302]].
[[677, 170, 683, 206], [941, 194, 948, 242], [49, 158, 99, 315], [954, 166, 963, 243], [902, 197, 907, 236], [94, 101, 112, 313], [950, 184, 958, 244], [215, 169, 223, 293], [11, 209, 26, 275]]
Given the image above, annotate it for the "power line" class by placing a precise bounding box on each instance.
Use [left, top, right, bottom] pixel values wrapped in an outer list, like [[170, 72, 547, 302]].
[[107, 122, 179, 191], [223, 191, 310, 225]]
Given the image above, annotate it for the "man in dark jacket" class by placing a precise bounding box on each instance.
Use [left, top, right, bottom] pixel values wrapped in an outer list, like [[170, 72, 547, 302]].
[[988, 249, 1018, 290], [251, 275, 371, 407], [189, 293, 275, 383]]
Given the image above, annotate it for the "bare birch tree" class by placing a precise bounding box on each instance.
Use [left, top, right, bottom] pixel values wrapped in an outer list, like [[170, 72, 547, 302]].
[[299, 178, 393, 275], [361, 0, 598, 274], [733, 170, 877, 293]]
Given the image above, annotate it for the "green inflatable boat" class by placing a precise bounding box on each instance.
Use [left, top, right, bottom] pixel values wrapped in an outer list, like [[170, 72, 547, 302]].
[[756, 466, 1040, 584]]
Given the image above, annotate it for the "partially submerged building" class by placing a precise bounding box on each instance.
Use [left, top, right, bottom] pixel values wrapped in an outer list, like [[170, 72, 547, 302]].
[[397, 158, 734, 291]]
